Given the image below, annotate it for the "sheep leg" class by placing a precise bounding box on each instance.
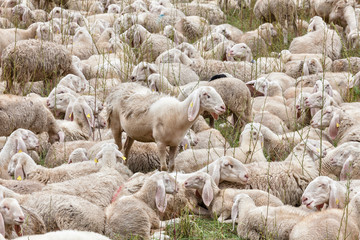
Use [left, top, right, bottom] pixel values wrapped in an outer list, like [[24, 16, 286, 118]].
[[112, 127, 122, 150], [168, 146, 178, 172], [217, 212, 231, 222], [124, 136, 134, 158], [209, 117, 214, 128], [157, 142, 168, 171]]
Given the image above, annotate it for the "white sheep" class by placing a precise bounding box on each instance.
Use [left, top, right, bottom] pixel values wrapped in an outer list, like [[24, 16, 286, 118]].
[[226, 43, 253, 62], [289, 16, 342, 60], [231, 193, 309, 240], [58, 74, 89, 93], [66, 27, 98, 60], [183, 172, 284, 222], [106, 82, 225, 171], [105, 172, 178, 239]]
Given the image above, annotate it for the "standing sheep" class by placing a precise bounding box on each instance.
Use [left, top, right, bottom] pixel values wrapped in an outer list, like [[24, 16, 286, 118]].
[[106, 82, 225, 171], [2, 39, 85, 95]]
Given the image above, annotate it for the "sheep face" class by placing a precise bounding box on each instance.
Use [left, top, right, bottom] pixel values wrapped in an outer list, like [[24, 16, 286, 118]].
[[0, 198, 25, 226], [162, 173, 178, 194], [49, 7, 68, 19], [307, 16, 326, 32], [310, 106, 334, 129], [227, 43, 252, 61], [301, 176, 335, 210], [16, 129, 39, 151], [184, 173, 207, 190], [295, 92, 310, 112], [68, 148, 88, 164], [219, 157, 249, 184], [73, 27, 92, 43], [313, 80, 333, 97], [196, 87, 226, 120], [130, 62, 158, 82], [107, 4, 121, 13], [36, 23, 53, 41], [47, 93, 73, 113]]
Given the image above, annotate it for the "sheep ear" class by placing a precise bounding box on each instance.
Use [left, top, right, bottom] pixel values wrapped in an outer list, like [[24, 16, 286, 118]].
[[231, 197, 240, 231], [83, 104, 95, 129], [180, 137, 191, 151], [187, 89, 201, 122], [202, 177, 214, 207], [180, 53, 193, 66], [329, 112, 340, 140], [340, 156, 353, 181], [133, 30, 141, 47], [149, 80, 157, 92], [58, 131, 65, 143], [327, 86, 334, 97], [303, 61, 309, 75], [173, 31, 180, 45], [155, 179, 167, 213], [115, 149, 126, 164], [0, 208, 5, 238], [65, 104, 74, 121], [148, 64, 157, 74], [329, 182, 339, 208], [15, 162, 25, 181], [15, 138, 27, 154], [95, 150, 103, 162], [211, 160, 221, 185]]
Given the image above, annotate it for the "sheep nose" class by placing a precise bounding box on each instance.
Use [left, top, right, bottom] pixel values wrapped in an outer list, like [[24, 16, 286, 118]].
[[130, 76, 136, 81], [19, 216, 25, 222], [47, 100, 50, 106], [220, 105, 226, 112], [302, 196, 308, 203], [244, 174, 249, 180], [310, 120, 314, 125]]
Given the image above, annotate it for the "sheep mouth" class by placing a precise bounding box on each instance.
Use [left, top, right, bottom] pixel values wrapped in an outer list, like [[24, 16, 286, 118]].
[[304, 201, 313, 209], [315, 203, 325, 211], [14, 224, 22, 236]]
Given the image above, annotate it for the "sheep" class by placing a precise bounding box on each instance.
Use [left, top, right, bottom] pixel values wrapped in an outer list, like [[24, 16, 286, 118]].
[[339, 145, 360, 180], [289, 16, 342, 60], [106, 82, 225, 171], [8, 152, 102, 184], [155, 48, 193, 65], [183, 172, 283, 222], [67, 148, 89, 164], [56, 97, 95, 141], [226, 43, 253, 62], [57, 74, 89, 93], [231, 193, 309, 240], [175, 3, 225, 24], [163, 25, 187, 44], [174, 16, 211, 42], [66, 27, 98, 60], [130, 62, 200, 86], [311, 106, 360, 144], [0, 95, 64, 144], [121, 24, 174, 62], [233, 23, 277, 55], [280, 50, 333, 71], [289, 195, 360, 239], [105, 172, 178, 239], [0, 22, 40, 62], [189, 58, 256, 82], [149, 75, 252, 130], [191, 116, 227, 149], [0, 192, 26, 239], [0, 179, 44, 195], [219, 139, 327, 205], [254, 0, 296, 44], [285, 58, 323, 79], [212, 24, 243, 42], [41, 145, 129, 209], [332, 57, 360, 73], [175, 124, 267, 172], [0, 185, 106, 233], [2, 40, 85, 95]]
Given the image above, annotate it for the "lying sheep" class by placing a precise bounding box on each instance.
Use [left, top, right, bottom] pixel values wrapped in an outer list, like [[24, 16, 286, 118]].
[[175, 3, 225, 24], [106, 82, 225, 171], [8, 152, 101, 184], [2, 39, 85, 95], [130, 61, 200, 86], [311, 106, 360, 144], [183, 172, 283, 222], [232, 193, 309, 240], [220, 140, 327, 205], [0, 179, 44, 195], [175, 124, 267, 172], [0, 192, 26, 239], [0, 95, 64, 142], [174, 16, 211, 42], [289, 16, 342, 60], [105, 172, 178, 239]]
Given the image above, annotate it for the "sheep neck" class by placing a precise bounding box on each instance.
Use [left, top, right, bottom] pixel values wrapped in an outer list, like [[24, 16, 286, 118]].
[[17, 24, 38, 40], [134, 179, 160, 211], [23, 158, 41, 177], [157, 78, 178, 96]]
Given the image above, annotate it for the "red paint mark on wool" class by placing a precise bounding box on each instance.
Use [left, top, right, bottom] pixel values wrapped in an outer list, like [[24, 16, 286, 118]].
[[111, 184, 124, 203]]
